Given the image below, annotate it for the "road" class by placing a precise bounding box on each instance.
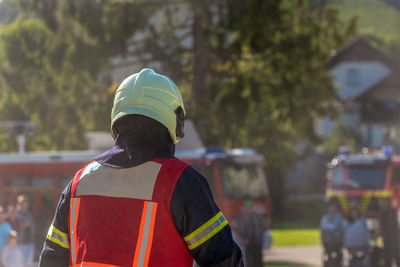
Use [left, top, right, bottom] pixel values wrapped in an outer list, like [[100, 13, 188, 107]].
[[263, 246, 322, 266]]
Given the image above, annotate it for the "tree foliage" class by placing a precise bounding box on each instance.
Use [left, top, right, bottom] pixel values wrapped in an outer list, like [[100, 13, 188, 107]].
[[0, 0, 149, 151]]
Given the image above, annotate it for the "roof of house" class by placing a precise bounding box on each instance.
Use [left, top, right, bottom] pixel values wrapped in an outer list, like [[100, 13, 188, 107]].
[[327, 37, 400, 101], [358, 72, 400, 101], [327, 37, 399, 70]]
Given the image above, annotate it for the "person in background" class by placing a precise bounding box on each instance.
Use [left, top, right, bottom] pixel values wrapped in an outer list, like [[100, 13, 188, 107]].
[[6, 206, 19, 232], [16, 195, 35, 267], [344, 207, 370, 267], [320, 201, 344, 267], [378, 198, 400, 267], [0, 207, 11, 253], [1, 230, 23, 267], [235, 200, 265, 267]]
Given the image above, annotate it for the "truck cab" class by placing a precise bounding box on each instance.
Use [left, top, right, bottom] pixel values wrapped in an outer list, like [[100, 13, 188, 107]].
[[326, 148, 399, 217]]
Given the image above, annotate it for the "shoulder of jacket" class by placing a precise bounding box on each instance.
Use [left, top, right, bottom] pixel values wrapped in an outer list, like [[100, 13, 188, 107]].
[[154, 157, 190, 169]]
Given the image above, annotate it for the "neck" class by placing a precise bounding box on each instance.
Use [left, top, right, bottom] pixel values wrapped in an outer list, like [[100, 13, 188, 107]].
[[116, 130, 174, 156]]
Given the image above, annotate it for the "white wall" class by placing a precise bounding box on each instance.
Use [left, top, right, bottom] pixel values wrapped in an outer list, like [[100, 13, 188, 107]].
[[360, 124, 385, 148], [332, 62, 391, 99]]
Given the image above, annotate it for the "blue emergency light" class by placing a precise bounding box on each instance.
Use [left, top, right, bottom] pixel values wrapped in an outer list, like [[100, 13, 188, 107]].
[[384, 146, 392, 156], [340, 146, 350, 156]]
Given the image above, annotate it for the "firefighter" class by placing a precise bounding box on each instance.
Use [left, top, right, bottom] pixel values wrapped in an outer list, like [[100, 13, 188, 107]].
[[378, 198, 400, 267], [39, 68, 243, 267], [235, 200, 266, 267], [344, 207, 371, 267], [320, 201, 344, 267]]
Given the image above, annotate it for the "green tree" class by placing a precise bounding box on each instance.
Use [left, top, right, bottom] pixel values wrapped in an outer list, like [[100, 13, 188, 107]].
[[0, 0, 149, 151]]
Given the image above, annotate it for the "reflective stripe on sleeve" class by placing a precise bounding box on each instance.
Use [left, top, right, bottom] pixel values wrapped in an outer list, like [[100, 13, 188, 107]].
[[47, 224, 70, 249], [184, 211, 229, 250]]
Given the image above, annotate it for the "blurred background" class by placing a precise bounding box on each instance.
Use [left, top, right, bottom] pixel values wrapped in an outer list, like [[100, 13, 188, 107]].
[[0, 0, 399, 266]]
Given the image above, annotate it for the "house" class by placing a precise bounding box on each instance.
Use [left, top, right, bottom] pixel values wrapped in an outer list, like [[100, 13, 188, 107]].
[[315, 37, 400, 149], [287, 38, 400, 195]]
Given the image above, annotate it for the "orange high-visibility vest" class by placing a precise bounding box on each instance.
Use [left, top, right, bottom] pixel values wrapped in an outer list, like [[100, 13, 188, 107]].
[[68, 158, 193, 267]]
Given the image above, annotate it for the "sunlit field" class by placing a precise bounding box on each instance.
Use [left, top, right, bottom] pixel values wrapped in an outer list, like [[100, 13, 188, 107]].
[[271, 229, 321, 247], [264, 262, 314, 267]]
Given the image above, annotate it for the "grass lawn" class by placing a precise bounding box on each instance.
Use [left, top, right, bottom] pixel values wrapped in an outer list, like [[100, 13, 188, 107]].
[[264, 262, 313, 267], [334, 0, 400, 39], [271, 229, 321, 247]]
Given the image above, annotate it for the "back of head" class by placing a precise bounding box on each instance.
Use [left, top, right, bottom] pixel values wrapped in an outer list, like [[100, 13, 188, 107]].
[[326, 201, 339, 215], [17, 194, 29, 212], [17, 194, 27, 204], [8, 230, 17, 239], [348, 207, 360, 223], [113, 114, 173, 152]]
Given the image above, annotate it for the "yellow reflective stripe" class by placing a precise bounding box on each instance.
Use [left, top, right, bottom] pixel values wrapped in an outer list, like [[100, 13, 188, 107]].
[[337, 194, 349, 212], [328, 190, 392, 198], [47, 235, 70, 249], [47, 224, 70, 249], [184, 211, 223, 241], [52, 224, 68, 238], [187, 220, 229, 250], [359, 192, 372, 212], [373, 191, 392, 197], [184, 211, 229, 250], [326, 190, 336, 197]]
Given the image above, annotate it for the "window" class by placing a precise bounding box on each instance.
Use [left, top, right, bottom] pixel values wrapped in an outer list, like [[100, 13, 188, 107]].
[[332, 165, 386, 189], [346, 68, 361, 87], [221, 163, 269, 199], [347, 166, 386, 189], [32, 178, 54, 187]]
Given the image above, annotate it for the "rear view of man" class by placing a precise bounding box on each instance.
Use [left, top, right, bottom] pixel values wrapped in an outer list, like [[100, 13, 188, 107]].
[[379, 198, 400, 267], [235, 200, 266, 267], [39, 68, 243, 267]]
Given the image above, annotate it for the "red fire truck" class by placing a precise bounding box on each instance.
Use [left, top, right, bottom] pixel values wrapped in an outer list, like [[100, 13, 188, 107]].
[[326, 147, 400, 220], [0, 147, 271, 255]]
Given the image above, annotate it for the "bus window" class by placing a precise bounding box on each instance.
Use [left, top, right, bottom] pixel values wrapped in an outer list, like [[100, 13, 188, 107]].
[[392, 166, 400, 185], [32, 178, 54, 187], [8, 178, 29, 187], [221, 163, 269, 199]]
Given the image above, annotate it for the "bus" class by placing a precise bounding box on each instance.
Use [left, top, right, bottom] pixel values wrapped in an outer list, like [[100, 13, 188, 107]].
[[0, 147, 271, 257]]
